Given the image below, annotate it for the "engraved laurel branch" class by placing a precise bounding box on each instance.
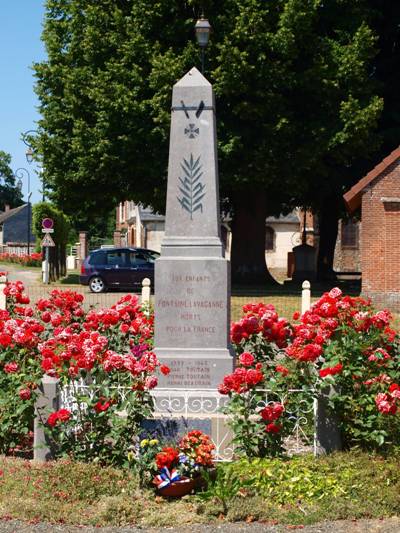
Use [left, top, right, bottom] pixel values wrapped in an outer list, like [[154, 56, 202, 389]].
[[177, 154, 206, 220]]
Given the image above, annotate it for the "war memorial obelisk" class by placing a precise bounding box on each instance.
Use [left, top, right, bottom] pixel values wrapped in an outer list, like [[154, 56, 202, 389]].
[[155, 67, 234, 388]]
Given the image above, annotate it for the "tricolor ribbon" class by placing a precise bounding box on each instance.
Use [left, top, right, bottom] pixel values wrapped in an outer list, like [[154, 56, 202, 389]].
[[155, 467, 181, 488]]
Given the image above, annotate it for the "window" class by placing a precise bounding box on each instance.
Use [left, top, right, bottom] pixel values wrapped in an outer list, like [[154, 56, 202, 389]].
[[129, 252, 150, 265], [341, 220, 359, 248], [265, 226, 275, 251], [106, 251, 127, 266], [88, 252, 106, 265]]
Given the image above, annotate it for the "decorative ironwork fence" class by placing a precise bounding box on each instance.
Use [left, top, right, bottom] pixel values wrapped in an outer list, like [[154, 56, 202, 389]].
[[60, 381, 317, 461]]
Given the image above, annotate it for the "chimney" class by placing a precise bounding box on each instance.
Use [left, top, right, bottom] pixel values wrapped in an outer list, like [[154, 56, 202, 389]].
[[4, 205, 10, 212]]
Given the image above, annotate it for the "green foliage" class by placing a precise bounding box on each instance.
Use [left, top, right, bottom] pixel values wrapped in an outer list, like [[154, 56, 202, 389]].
[[34, 0, 382, 229], [0, 350, 41, 456], [321, 321, 400, 449], [1, 452, 400, 526], [32, 202, 71, 246], [0, 151, 23, 210]]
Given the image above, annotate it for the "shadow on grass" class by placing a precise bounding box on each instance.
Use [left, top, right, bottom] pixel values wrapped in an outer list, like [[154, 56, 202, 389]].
[[59, 273, 80, 284], [232, 279, 361, 297]]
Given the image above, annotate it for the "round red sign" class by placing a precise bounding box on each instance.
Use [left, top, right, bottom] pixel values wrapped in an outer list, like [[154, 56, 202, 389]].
[[42, 218, 54, 229]]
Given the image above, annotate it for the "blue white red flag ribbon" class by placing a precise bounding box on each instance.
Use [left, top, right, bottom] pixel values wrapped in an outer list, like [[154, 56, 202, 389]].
[[155, 467, 181, 488]]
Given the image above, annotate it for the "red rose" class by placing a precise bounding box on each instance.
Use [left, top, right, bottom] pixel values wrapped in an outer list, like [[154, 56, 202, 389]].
[[319, 362, 343, 378], [160, 364, 170, 376], [19, 388, 31, 401], [94, 399, 111, 413], [145, 376, 158, 389], [120, 323, 130, 334], [57, 409, 71, 422], [4, 362, 19, 374], [265, 423, 282, 433], [275, 365, 289, 376], [239, 352, 255, 367], [47, 412, 59, 427]]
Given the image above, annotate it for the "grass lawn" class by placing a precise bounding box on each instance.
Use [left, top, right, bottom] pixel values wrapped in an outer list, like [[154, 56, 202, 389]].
[[0, 262, 41, 272], [0, 452, 399, 527]]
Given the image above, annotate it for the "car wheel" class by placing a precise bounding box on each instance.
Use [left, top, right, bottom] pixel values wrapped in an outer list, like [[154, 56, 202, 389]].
[[89, 276, 106, 293]]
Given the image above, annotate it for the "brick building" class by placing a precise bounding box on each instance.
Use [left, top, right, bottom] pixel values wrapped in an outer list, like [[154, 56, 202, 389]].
[[333, 218, 361, 273], [344, 146, 400, 310]]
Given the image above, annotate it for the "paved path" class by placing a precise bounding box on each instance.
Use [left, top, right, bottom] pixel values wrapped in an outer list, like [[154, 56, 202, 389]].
[[2, 266, 41, 286], [0, 519, 399, 533]]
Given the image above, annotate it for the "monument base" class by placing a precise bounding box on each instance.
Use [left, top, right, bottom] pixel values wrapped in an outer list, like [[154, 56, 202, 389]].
[[156, 347, 234, 388]]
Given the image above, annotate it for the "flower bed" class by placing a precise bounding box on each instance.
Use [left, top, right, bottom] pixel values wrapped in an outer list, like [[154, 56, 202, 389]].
[[0, 278, 165, 464], [1, 279, 400, 467], [0, 252, 42, 267], [220, 288, 400, 455]]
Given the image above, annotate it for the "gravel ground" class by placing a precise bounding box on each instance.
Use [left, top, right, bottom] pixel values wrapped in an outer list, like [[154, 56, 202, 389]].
[[0, 519, 400, 533]]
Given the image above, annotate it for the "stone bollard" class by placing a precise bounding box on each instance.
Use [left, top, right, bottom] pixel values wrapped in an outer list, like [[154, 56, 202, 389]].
[[33, 376, 60, 461], [315, 386, 342, 455], [301, 280, 311, 314], [0, 273, 7, 310], [141, 277, 151, 307]]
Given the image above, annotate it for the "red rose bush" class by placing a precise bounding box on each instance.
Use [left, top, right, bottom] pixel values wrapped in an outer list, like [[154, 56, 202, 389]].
[[221, 289, 400, 457], [0, 279, 166, 465]]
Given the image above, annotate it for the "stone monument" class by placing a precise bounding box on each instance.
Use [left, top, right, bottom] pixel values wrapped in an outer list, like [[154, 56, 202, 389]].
[[154, 67, 234, 389]]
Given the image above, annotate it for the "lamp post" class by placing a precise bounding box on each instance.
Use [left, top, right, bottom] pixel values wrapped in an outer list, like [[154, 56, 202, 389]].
[[195, 14, 212, 74], [22, 129, 45, 202], [15, 168, 31, 256]]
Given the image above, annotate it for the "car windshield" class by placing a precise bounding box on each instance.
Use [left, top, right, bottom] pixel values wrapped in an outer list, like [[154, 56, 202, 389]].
[[146, 251, 160, 263]]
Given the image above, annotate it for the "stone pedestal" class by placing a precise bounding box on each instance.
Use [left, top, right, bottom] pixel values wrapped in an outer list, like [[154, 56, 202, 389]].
[[155, 258, 233, 388], [34, 376, 60, 461]]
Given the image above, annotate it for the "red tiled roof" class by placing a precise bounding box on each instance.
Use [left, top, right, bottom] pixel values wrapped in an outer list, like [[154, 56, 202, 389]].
[[343, 146, 400, 214]]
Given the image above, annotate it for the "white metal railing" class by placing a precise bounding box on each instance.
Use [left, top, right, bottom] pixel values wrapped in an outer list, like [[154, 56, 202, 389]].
[[60, 382, 316, 461]]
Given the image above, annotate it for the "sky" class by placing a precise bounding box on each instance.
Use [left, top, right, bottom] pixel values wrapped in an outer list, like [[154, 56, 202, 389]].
[[0, 1, 46, 204]]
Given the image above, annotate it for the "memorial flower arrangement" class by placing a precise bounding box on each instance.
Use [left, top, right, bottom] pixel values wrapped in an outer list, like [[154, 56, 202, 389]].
[[152, 430, 215, 495], [221, 288, 400, 456], [0, 279, 165, 465], [130, 429, 215, 494]]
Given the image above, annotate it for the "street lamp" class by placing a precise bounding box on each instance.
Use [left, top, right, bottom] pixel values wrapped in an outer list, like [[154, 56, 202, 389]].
[[15, 168, 31, 256], [22, 129, 45, 202], [195, 14, 212, 74]]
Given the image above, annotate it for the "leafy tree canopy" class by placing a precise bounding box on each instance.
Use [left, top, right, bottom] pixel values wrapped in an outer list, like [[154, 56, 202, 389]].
[[34, 0, 381, 217], [0, 151, 23, 211]]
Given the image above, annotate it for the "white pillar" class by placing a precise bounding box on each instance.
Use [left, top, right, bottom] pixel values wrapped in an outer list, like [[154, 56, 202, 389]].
[[141, 277, 151, 307], [301, 280, 311, 314], [0, 273, 7, 310]]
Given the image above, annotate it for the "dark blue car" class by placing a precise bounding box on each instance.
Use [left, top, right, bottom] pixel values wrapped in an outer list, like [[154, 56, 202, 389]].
[[80, 247, 160, 293]]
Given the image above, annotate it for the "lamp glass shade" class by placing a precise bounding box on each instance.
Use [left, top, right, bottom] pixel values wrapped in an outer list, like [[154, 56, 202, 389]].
[[26, 147, 34, 164], [195, 17, 211, 48]]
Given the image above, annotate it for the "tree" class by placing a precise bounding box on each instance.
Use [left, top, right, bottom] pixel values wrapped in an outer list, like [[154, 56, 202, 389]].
[[0, 151, 23, 210], [34, 0, 382, 282], [32, 202, 71, 280]]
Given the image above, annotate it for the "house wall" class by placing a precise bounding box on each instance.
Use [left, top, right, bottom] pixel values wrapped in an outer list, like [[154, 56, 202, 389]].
[[145, 223, 164, 253], [361, 159, 400, 310], [3, 205, 35, 244], [265, 222, 301, 269]]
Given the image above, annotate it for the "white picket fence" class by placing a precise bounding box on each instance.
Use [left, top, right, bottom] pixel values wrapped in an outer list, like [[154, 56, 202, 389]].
[[60, 381, 317, 461]]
